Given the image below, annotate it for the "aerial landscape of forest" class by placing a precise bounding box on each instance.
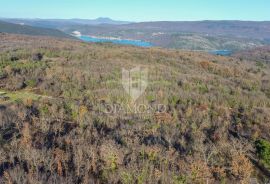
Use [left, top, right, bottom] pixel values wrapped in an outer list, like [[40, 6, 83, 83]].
[[0, 0, 270, 183]]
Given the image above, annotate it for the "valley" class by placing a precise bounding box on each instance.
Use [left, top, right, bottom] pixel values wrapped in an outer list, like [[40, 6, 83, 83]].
[[2, 18, 270, 51]]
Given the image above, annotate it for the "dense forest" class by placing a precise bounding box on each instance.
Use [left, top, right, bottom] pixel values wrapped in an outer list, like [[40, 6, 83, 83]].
[[0, 33, 270, 183]]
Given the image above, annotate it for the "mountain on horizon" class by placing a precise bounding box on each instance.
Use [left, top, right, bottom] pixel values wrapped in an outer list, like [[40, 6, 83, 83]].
[[0, 17, 132, 29]]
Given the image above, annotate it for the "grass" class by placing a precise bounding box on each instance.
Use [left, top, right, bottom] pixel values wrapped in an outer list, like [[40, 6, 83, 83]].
[[0, 89, 46, 105], [9, 91, 41, 101], [0, 91, 7, 96]]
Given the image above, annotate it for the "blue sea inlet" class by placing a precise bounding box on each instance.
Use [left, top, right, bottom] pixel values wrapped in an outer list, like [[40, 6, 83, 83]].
[[79, 35, 152, 47], [209, 50, 233, 56]]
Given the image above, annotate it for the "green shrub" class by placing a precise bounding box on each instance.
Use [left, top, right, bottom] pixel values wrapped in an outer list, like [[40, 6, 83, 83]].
[[197, 84, 209, 94], [168, 95, 180, 106], [25, 79, 37, 88], [121, 172, 134, 184], [146, 94, 155, 102], [256, 61, 265, 68], [0, 70, 7, 79], [40, 105, 49, 115], [173, 175, 187, 184], [255, 139, 270, 167]]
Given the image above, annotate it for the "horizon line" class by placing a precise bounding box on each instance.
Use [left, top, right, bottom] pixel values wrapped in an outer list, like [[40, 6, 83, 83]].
[[1, 17, 270, 23]]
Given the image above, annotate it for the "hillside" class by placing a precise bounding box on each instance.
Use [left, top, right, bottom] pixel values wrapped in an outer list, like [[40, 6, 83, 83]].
[[234, 46, 270, 64], [58, 21, 270, 51], [0, 20, 75, 39], [0, 34, 270, 183], [120, 21, 270, 40]]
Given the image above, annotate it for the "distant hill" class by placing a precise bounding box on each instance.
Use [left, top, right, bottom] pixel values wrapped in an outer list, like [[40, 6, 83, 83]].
[[120, 21, 270, 40], [56, 20, 270, 39], [2, 19, 270, 51], [60, 21, 270, 51], [1, 17, 132, 29], [0, 20, 75, 39]]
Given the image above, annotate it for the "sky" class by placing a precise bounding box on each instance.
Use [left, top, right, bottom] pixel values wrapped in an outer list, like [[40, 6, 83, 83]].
[[0, 0, 269, 21]]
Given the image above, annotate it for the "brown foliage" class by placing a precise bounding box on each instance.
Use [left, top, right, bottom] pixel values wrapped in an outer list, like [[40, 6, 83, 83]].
[[231, 153, 253, 183], [21, 122, 32, 147], [3, 171, 13, 184], [53, 148, 68, 176], [199, 61, 216, 70], [154, 112, 173, 124], [0, 34, 269, 183], [189, 159, 214, 183]]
